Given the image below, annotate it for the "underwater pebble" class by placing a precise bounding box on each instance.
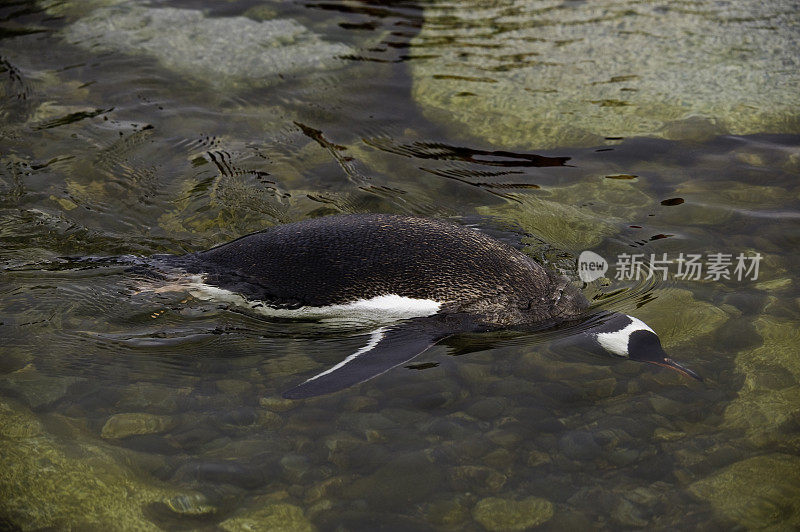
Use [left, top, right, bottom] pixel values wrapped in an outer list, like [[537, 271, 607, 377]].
[[324, 432, 364, 454], [483, 448, 515, 470], [216, 379, 252, 395], [606, 447, 642, 467], [457, 361, 499, 387], [486, 428, 522, 449], [653, 428, 687, 442], [341, 396, 379, 412], [343, 452, 443, 510], [280, 453, 312, 484], [338, 411, 398, 433], [453, 434, 494, 460], [201, 437, 282, 463], [169, 424, 224, 452], [304, 476, 354, 504], [472, 496, 554, 531], [259, 396, 298, 413], [173, 460, 266, 490], [115, 382, 189, 414], [220, 407, 257, 427], [466, 397, 509, 420], [591, 378, 620, 399], [100, 412, 177, 439], [448, 465, 507, 494], [526, 450, 552, 467], [755, 277, 793, 292], [219, 503, 315, 532], [283, 408, 335, 437], [162, 493, 217, 518], [306, 499, 333, 519], [426, 498, 471, 527], [546, 509, 593, 530], [647, 395, 684, 416], [353, 444, 395, 473], [255, 409, 284, 430], [611, 497, 649, 527], [559, 430, 602, 461], [592, 428, 631, 449]]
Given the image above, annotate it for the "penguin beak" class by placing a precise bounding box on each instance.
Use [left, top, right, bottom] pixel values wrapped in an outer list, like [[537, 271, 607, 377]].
[[620, 328, 703, 382], [647, 356, 704, 381], [632, 346, 703, 382]]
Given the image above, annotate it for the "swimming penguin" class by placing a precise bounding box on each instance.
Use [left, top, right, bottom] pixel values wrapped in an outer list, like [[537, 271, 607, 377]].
[[162, 214, 701, 398]]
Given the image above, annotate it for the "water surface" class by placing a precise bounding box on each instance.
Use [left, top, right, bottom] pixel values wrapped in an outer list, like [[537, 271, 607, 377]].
[[1, 1, 799, 530]]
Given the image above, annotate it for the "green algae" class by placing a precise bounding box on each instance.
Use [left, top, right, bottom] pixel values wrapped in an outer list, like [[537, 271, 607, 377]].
[[411, 0, 800, 149], [472, 496, 554, 531], [689, 453, 800, 529]]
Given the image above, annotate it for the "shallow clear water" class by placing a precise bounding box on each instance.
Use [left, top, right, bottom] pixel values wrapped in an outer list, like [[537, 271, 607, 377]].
[[1, 1, 799, 530]]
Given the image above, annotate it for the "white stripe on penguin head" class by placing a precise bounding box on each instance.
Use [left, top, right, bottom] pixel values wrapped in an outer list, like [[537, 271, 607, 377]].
[[595, 316, 654, 358]]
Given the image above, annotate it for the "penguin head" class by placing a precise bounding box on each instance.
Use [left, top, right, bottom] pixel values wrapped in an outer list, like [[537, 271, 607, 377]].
[[590, 313, 702, 381]]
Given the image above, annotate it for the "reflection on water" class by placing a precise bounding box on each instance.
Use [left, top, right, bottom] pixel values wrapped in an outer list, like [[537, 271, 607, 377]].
[[1, 0, 799, 529]]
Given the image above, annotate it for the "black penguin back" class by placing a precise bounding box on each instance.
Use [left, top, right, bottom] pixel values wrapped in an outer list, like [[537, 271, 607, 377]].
[[183, 214, 586, 325]]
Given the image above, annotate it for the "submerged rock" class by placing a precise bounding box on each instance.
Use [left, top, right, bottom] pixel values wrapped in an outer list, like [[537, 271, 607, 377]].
[[40, 0, 126, 20], [344, 452, 443, 510], [100, 412, 177, 439], [0, 398, 45, 440], [448, 465, 507, 494], [723, 316, 800, 447], [219, 503, 315, 532], [472, 496, 554, 531], [0, 399, 203, 530], [479, 198, 615, 251], [161, 493, 217, 518], [411, 0, 800, 148], [689, 453, 800, 529], [426, 497, 471, 527], [116, 382, 190, 413], [0, 364, 78, 409], [62, 6, 352, 88], [633, 289, 729, 349], [479, 177, 654, 250]]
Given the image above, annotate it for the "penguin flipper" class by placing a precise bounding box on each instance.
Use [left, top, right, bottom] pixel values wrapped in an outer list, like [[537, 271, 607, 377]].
[[281, 320, 452, 399]]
